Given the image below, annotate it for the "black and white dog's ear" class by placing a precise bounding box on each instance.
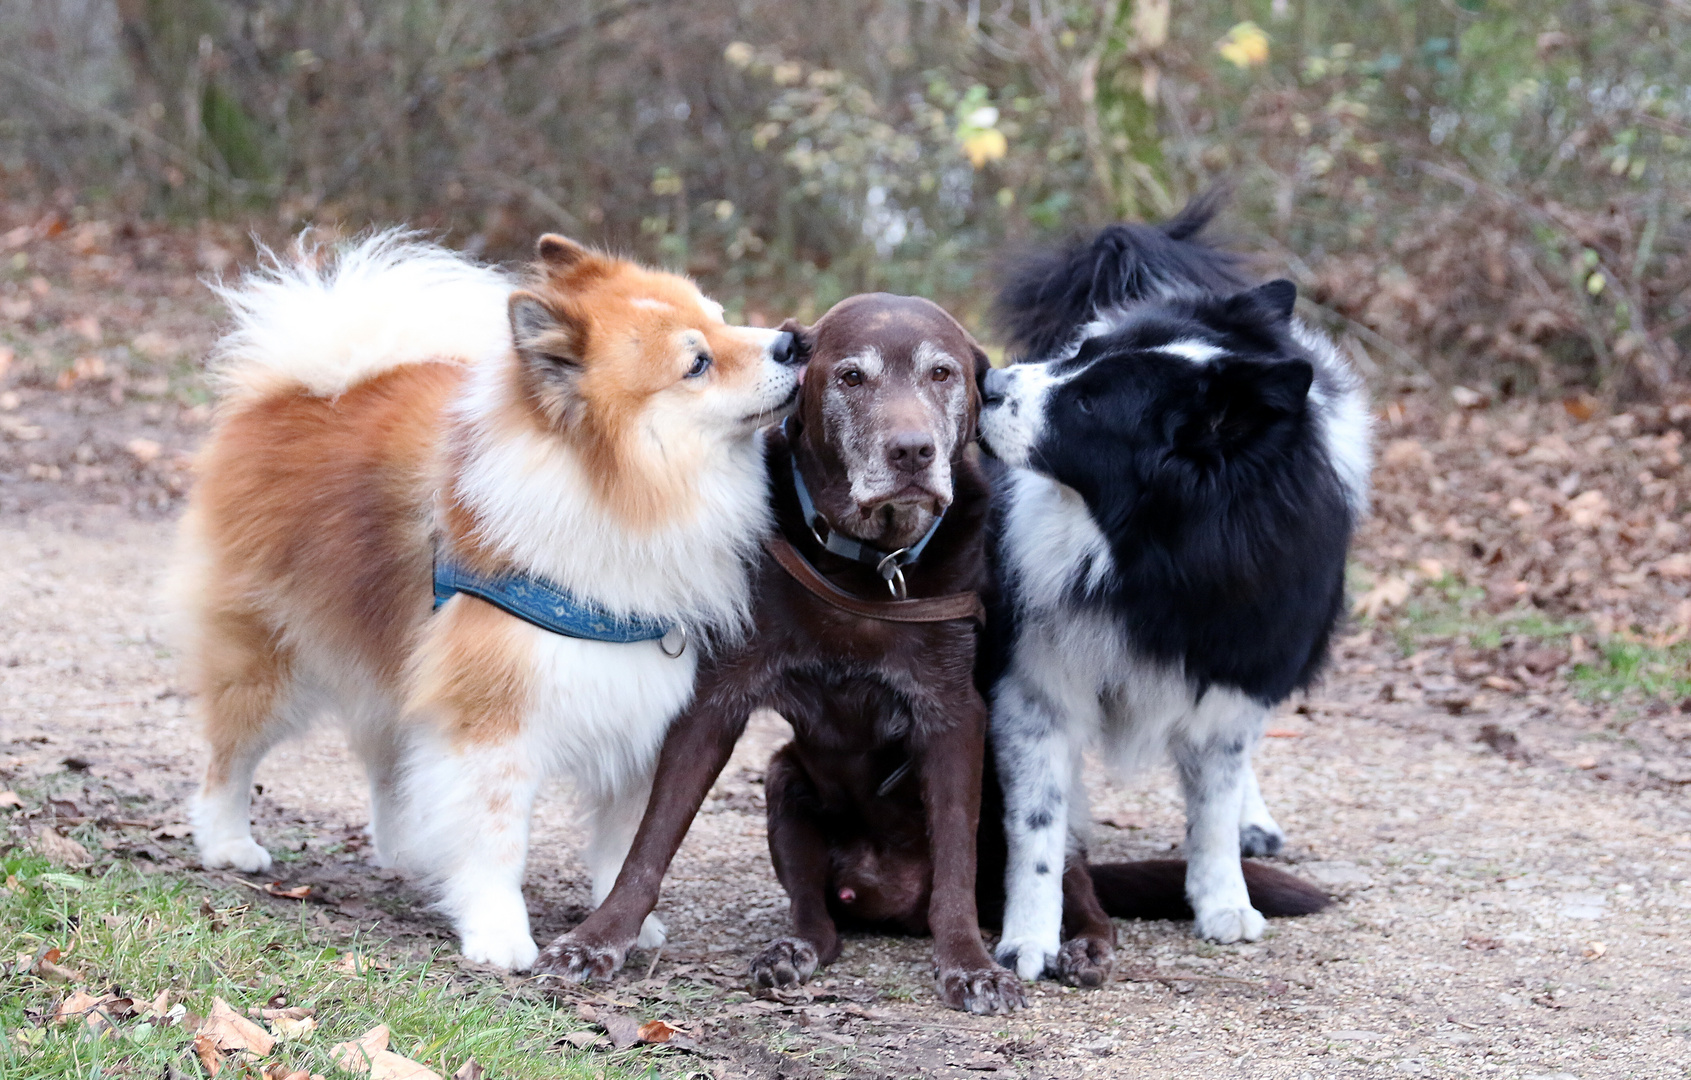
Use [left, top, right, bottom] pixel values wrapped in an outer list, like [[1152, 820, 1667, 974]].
[[1181, 357, 1313, 454], [509, 290, 588, 430], [1213, 356, 1313, 417], [1227, 278, 1298, 324]]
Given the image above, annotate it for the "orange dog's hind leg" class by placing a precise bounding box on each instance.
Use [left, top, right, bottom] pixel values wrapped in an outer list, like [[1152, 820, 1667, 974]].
[[189, 604, 309, 873]]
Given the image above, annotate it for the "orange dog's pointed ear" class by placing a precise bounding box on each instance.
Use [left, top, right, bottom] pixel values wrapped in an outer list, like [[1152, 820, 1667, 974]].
[[509, 290, 588, 431], [536, 234, 590, 270]]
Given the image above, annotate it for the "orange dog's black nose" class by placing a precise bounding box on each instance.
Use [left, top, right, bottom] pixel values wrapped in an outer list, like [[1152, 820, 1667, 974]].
[[770, 331, 803, 366], [887, 431, 936, 474]]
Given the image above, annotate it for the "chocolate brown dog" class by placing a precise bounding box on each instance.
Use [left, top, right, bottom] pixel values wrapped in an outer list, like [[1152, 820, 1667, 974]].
[[774, 749, 1332, 988], [533, 293, 1025, 1014]]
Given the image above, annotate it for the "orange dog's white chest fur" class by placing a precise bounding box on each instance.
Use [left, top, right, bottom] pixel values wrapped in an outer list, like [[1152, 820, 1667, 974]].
[[177, 233, 800, 969]]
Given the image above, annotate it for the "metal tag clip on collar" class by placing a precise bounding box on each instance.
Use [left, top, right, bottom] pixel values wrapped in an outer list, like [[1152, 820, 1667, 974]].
[[784, 419, 945, 599]]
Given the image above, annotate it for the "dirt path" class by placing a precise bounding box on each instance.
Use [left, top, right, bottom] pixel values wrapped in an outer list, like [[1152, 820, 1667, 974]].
[[3, 505, 1689, 1080]]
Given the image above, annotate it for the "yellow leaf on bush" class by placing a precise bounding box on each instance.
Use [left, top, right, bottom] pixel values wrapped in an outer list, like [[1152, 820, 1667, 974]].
[[1218, 22, 1270, 69], [961, 128, 1007, 168]]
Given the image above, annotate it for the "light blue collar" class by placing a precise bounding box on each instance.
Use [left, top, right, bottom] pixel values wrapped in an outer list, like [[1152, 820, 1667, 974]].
[[783, 418, 946, 599], [433, 553, 686, 656]]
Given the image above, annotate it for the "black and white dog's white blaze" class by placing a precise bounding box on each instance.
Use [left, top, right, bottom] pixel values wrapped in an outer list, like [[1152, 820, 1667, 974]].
[[979, 197, 1371, 980]]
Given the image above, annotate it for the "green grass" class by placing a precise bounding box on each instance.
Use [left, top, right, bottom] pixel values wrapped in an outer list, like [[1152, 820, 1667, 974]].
[[1355, 563, 1690, 707], [1571, 638, 1691, 704], [0, 845, 662, 1080]]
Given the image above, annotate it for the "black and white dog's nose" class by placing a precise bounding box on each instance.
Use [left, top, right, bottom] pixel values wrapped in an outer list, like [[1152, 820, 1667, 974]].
[[770, 331, 803, 366], [981, 366, 1009, 406]]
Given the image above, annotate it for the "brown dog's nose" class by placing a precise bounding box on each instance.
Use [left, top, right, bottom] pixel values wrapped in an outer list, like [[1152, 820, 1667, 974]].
[[887, 431, 936, 474]]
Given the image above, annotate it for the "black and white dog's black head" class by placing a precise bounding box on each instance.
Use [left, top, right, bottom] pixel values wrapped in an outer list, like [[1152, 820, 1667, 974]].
[[978, 201, 1371, 702], [979, 279, 1318, 512]]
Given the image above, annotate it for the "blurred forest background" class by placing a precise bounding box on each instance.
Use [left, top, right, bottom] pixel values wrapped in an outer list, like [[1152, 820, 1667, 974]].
[[3, 0, 1691, 400]]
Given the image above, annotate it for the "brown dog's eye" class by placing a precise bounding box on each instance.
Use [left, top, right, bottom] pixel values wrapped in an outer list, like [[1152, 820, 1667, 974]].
[[932, 367, 951, 382], [841, 370, 863, 387]]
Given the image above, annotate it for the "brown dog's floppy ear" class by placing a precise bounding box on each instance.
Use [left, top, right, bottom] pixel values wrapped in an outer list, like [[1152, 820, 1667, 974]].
[[509, 290, 588, 431], [536, 234, 590, 271]]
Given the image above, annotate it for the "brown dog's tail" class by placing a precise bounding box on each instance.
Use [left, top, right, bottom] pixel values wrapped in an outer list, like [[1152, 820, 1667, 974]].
[[1088, 859, 1330, 920]]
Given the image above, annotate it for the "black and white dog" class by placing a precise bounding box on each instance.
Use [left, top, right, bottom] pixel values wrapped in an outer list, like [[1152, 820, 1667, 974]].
[[978, 196, 1371, 980]]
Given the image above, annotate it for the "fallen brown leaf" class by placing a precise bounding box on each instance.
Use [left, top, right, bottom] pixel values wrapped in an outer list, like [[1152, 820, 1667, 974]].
[[35, 827, 92, 866], [263, 882, 312, 900], [54, 988, 109, 1024], [331, 1024, 391, 1070], [269, 1013, 318, 1040], [597, 1012, 642, 1050], [1264, 727, 1303, 738], [198, 996, 277, 1057], [1562, 392, 1598, 421], [366, 1052, 443, 1080], [636, 1019, 677, 1044], [125, 437, 162, 465], [452, 1059, 485, 1080], [0, 790, 22, 810], [560, 1031, 603, 1050], [331, 1026, 446, 1079], [1353, 575, 1412, 619], [194, 1033, 226, 1077], [35, 955, 79, 983]]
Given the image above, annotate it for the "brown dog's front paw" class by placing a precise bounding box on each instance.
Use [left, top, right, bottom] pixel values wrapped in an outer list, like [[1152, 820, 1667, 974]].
[[750, 936, 820, 989], [530, 931, 629, 985], [1055, 935, 1114, 988], [934, 964, 1026, 1015]]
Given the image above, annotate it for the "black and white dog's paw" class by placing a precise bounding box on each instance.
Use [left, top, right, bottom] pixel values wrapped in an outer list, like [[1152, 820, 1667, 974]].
[[1193, 904, 1267, 944], [993, 935, 1056, 982], [1239, 823, 1284, 857]]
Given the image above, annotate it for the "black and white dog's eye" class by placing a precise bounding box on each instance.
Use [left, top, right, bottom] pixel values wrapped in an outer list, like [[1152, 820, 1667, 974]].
[[685, 353, 712, 378], [931, 367, 951, 383], [1075, 395, 1093, 414], [841, 369, 863, 387]]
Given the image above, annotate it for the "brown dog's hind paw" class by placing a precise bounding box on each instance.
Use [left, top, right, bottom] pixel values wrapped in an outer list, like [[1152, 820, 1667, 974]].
[[750, 936, 820, 989], [530, 932, 627, 985], [1055, 936, 1114, 988], [935, 965, 1026, 1015]]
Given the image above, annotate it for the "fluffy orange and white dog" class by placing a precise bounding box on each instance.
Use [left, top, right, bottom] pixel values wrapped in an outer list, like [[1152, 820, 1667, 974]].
[[174, 232, 803, 969]]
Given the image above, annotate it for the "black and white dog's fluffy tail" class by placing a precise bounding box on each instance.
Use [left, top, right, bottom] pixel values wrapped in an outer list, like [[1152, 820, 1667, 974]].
[[995, 189, 1248, 360], [1088, 860, 1330, 921]]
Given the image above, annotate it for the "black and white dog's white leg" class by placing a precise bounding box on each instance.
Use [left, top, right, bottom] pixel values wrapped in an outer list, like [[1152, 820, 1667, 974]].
[[1237, 753, 1284, 857], [1173, 714, 1265, 943], [992, 677, 1078, 981]]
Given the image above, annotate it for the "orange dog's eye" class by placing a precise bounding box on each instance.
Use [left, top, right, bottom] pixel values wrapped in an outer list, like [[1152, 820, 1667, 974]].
[[931, 367, 951, 382], [685, 353, 712, 379], [841, 370, 863, 387]]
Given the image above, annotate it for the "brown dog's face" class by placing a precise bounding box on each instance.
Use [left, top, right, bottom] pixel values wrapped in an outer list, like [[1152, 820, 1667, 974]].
[[793, 293, 987, 548]]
